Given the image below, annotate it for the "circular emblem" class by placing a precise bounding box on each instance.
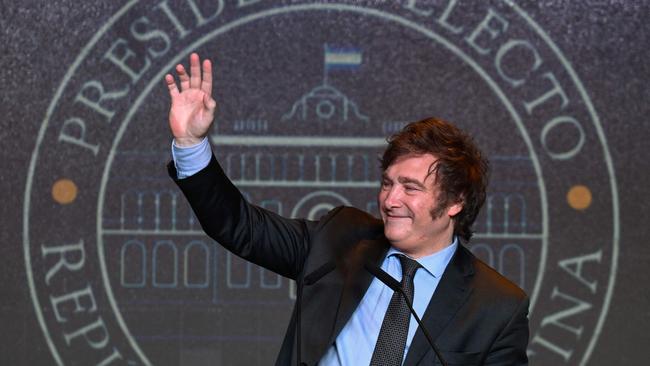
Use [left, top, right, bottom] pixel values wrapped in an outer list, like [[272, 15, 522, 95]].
[[24, 1, 618, 365]]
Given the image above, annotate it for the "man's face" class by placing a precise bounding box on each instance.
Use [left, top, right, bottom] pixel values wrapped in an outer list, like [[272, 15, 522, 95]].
[[378, 154, 462, 258]]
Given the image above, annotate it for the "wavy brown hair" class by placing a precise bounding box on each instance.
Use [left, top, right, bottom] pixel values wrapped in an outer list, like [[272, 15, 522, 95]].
[[380, 117, 489, 241]]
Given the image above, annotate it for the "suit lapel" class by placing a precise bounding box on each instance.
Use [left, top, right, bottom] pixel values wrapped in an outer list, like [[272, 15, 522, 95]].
[[330, 236, 391, 344], [299, 256, 343, 365], [404, 245, 475, 366]]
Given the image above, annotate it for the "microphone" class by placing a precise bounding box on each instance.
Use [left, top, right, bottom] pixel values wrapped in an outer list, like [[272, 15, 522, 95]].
[[364, 261, 448, 366]]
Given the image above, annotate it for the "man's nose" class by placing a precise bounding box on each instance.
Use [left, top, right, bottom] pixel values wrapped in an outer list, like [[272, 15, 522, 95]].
[[382, 187, 402, 207]]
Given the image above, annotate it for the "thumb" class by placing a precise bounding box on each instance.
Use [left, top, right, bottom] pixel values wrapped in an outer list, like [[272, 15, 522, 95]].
[[203, 94, 217, 111]]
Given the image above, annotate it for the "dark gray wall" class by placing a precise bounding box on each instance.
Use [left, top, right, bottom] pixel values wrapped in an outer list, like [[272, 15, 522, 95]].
[[2, 0, 649, 365]]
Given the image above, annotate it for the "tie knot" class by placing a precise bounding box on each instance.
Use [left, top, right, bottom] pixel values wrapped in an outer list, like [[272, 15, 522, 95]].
[[398, 255, 420, 279]]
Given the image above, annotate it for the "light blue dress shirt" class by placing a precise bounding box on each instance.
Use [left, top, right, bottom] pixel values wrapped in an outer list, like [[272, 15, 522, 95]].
[[319, 241, 458, 366], [171, 138, 458, 365]]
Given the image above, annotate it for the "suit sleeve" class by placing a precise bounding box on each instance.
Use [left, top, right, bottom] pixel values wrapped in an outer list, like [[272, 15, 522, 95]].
[[484, 295, 530, 365], [168, 155, 316, 280]]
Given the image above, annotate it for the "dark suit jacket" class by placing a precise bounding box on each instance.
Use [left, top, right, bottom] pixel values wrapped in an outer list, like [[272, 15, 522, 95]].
[[169, 156, 529, 366]]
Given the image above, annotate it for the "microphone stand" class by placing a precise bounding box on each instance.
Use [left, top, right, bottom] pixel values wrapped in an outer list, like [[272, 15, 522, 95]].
[[295, 261, 337, 366], [296, 275, 303, 366]]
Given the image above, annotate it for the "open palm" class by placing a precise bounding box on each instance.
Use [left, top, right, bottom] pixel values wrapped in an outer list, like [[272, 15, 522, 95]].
[[165, 53, 217, 147]]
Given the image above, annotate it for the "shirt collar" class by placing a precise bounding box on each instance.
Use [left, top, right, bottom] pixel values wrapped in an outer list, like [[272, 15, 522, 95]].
[[386, 236, 458, 278]]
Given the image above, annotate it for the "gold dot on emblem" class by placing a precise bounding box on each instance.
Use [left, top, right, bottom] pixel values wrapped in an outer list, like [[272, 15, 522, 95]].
[[567, 185, 592, 211], [52, 178, 78, 205]]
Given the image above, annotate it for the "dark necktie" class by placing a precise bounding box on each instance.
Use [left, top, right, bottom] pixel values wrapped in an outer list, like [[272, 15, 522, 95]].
[[370, 255, 421, 366]]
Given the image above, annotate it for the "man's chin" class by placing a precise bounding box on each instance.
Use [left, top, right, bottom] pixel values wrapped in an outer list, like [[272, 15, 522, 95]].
[[383, 229, 408, 245]]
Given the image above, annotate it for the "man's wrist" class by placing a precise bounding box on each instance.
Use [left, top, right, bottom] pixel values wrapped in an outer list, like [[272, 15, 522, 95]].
[[171, 137, 212, 178], [174, 136, 204, 148]]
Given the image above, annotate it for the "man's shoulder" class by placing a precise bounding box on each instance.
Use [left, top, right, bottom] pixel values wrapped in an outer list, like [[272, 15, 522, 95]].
[[459, 244, 528, 303], [308, 206, 386, 256], [314, 206, 383, 232]]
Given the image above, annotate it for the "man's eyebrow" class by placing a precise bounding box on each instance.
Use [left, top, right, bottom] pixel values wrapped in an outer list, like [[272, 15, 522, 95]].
[[397, 176, 426, 189]]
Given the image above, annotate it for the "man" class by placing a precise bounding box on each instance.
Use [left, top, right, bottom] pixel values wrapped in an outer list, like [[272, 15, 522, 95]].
[[165, 53, 529, 365]]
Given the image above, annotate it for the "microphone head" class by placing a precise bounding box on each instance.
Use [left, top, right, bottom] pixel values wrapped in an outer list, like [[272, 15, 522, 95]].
[[364, 260, 401, 292], [303, 261, 336, 286]]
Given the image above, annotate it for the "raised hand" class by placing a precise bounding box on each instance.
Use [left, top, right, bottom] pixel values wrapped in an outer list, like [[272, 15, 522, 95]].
[[165, 53, 217, 147]]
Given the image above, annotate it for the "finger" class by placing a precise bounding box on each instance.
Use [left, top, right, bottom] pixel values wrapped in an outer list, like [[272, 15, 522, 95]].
[[176, 64, 190, 91], [189, 53, 201, 89], [201, 58, 213, 97], [165, 74, 179, 98]]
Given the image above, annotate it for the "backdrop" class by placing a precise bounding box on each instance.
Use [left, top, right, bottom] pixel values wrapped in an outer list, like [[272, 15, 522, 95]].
[[2, 0, 649, 365]]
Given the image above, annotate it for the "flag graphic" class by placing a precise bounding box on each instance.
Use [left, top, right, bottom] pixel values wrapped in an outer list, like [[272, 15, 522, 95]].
[[324, 46, 362, 70]]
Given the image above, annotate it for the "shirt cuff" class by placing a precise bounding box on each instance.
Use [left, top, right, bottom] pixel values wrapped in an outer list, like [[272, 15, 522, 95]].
[[171, 137, 212, 179]]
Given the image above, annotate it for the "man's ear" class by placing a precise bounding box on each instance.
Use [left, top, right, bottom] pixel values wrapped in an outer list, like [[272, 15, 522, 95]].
[[446, 201, 463, 217]]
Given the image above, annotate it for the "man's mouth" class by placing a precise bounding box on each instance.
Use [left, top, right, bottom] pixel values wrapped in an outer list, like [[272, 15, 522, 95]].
[[384, 213, 411, 220]]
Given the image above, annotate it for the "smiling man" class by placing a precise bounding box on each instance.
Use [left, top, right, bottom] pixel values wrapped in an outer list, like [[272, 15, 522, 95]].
[[380, 153, 461, 257], [166, 53, 529, 366]]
